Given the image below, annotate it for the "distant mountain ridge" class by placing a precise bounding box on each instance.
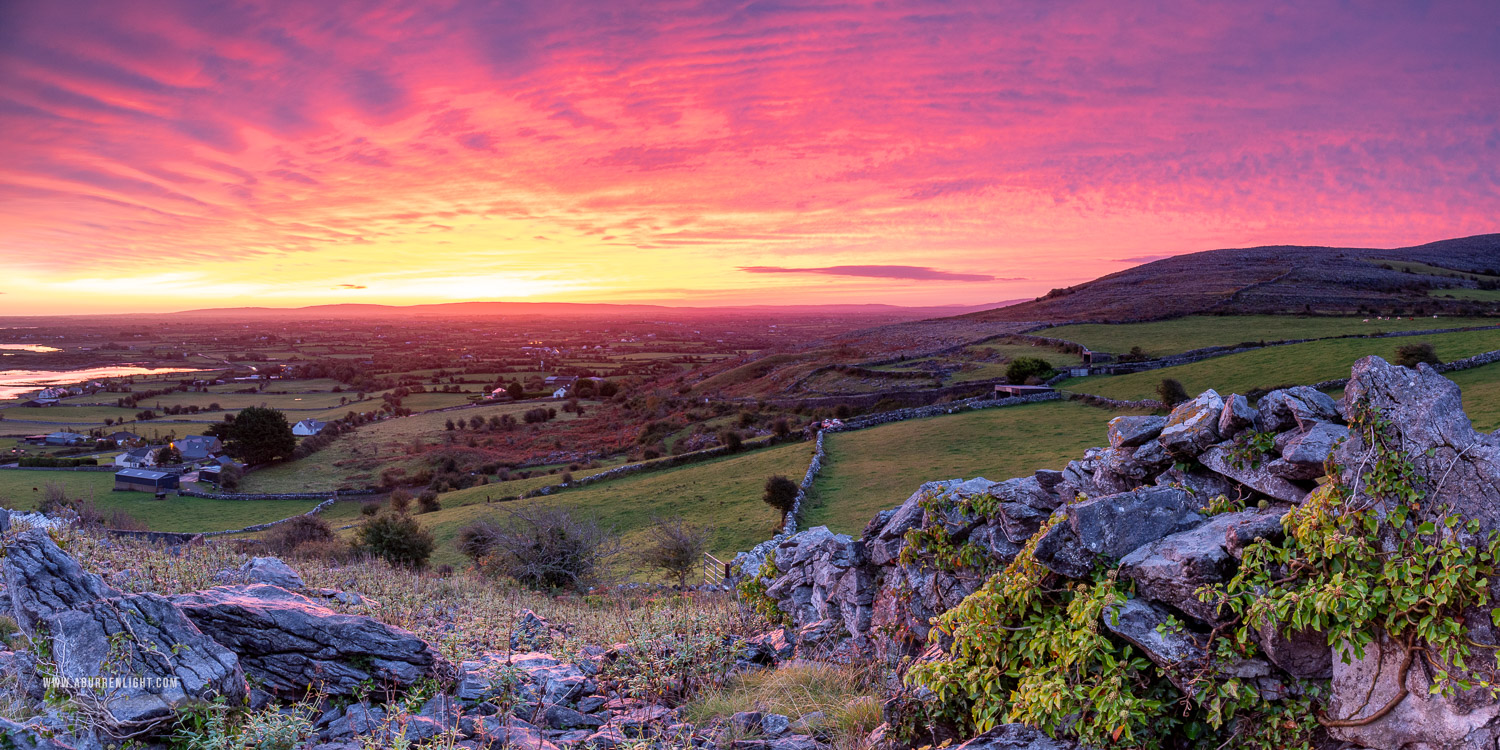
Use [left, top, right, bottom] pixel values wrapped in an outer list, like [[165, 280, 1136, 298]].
[[38, 300, 1023, 321], [965, 233, 1500, 323]]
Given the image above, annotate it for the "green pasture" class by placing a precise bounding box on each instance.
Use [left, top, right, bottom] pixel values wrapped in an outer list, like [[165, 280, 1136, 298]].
[[1061, 328, 1500, 402], [1044, 315, 1497, 358]]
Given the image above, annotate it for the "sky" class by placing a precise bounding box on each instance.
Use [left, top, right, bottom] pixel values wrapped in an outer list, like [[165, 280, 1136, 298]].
[[0, 0, 1496, 314]]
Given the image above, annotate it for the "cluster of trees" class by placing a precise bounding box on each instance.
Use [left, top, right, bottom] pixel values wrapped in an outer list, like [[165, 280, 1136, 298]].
[[205, 406, 297, 464]]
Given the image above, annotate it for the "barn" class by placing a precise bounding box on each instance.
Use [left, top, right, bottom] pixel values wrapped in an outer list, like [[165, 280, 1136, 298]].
[[114, 468, 179, 493]]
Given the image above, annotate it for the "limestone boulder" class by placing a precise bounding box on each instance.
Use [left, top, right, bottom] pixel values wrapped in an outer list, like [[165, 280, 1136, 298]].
[[171, 583, 451, 697]]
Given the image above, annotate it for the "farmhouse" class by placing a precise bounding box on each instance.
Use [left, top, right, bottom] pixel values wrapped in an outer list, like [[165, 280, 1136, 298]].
[[552, 387, 569, 399], [44, 431, 89, 446], [172, 435, 222, 461], [544, 375, 578, 388], [109, 431, 144, 447], [292, 419, 327, 436], [35, 387, 66, 405], [114, 447, 159, 469], [114, 468, 179, 493]]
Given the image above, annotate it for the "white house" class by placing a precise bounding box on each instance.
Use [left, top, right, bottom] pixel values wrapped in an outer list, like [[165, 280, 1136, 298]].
[[114, 447, 159, 469], [551, 387, 568, 399], [292, 419, 327, 436], [35, 387, 66, 405]]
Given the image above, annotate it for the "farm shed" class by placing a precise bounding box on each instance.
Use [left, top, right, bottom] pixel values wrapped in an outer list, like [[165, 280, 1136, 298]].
[[114, 468, 180, 493]]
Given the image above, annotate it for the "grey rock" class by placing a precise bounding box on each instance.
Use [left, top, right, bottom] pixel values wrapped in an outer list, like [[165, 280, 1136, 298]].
[[789, 711, 824, 734], [1253, 620, 1331, 679], [1256, 386, 1342, 432], [0, 648, 45, 702], [742, 628, 795, 665], [327, 704, 386, 738], [768, 735, 820, 750], [1107, 415, 1166, 448], [239, 556, 304, 589], [576, 695, 609, 714], [1153, 466, 1241, 503], [760, 713, 791, 737], [0, 717, 79, 749], [583, 726, 627, 749], [952, 723, 1083, 749], [1159, 390, 1225, 457], [1102, 597, 1210, 695], [1199, 445, 1312, 504], [171, 583, 452, 697], [2, 529, 119, 634], [1119, 510, 1281, 623], [544, 702, 604, 729], [764, 525, 874, 647], [48, 593, 247, 731], [1339, 357, 1500, 536], [1223, 510, 1287, 558], [1218, 394, 1258, 439], [1327, 633, 1500, 749], [1272, 422, 1349, 480], [731, 711, 763, 732], [1033, 486, 1206, 578]]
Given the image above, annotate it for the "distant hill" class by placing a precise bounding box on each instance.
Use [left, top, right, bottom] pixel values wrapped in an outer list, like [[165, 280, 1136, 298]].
[[154, 300, 1018, 321], [965, 234, 1500, 323]]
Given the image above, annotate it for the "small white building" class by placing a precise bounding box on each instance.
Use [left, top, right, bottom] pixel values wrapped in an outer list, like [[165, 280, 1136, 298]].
[[552, 387, 568, 399], [292, 419, 327, 436], [114, 447, 160, 469]]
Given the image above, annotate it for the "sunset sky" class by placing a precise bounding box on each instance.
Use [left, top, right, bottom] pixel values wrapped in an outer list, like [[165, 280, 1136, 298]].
[[1, 1, 1496, 314]]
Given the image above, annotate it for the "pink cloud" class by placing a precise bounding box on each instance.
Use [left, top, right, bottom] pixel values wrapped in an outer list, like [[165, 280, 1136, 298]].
[[0, 0, 1494, 302]]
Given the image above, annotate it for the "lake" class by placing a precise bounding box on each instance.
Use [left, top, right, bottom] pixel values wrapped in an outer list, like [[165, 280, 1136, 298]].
[[0, 344, 61, 353], [0, 367, 204, 400]]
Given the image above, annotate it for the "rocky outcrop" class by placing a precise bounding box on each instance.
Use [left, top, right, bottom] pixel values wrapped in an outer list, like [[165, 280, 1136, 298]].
[[742, 363, 1500, 748], [1, 529, 246, 736], [170, 583, 453, 697], [748, 377, 1360, 661]]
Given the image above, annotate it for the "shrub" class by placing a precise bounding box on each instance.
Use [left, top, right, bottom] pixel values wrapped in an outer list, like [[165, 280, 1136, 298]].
[[359, 501, 380, 517], [1156, 378, 1189, 406], [637, 517, 710, 588], [106, 510, 149, 531], [266, 514, 334, 555], [417, 489, 442, 514], [1005, 357, 1054, 384], [762, 475, 799, 521], [1393, 341, 1441, 368], [456, 518, 503, 561], [473, 506, 619, 590], [718, 429, 743, 452], [389, 488, 412, 514], [772, 418, 792, 438], [355, 511, 435, 569]]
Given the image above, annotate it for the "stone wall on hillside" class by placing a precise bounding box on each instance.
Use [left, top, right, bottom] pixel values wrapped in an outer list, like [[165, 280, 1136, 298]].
[[747, 356, 1500, 749]]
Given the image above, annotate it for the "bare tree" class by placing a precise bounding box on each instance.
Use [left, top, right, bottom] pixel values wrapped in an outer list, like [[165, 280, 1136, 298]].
[[637, 516, 711, 588]]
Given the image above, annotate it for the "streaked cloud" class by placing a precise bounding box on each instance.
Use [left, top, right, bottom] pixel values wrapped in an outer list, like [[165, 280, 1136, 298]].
[[0, 0, 1495, 313]]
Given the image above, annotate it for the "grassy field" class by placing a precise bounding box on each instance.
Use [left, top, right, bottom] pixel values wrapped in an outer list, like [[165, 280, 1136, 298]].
[[1447, 362, 1500, 432], [1044, 316, 1498, 357], [1432, 288, 1500, 302], [0, 470, 322, 532], [806, 400, 1138, 535], [408, 441, 815, 569], [1062, 328, 1500, 402], [238, 399, 591, 493]]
